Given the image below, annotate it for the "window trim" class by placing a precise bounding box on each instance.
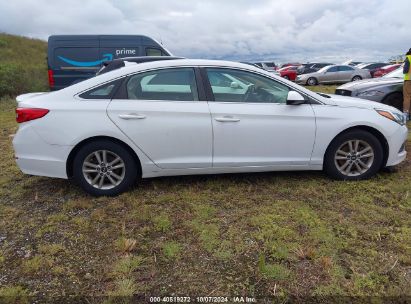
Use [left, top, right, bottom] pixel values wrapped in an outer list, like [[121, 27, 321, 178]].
[[112, 66, 206, 102], [200, 66, 322, 105], [77, 77, 125, 100]]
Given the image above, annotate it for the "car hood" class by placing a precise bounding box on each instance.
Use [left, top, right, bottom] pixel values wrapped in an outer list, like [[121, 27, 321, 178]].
[[337, 77, 403, 90], [322, 94, 400, 112]]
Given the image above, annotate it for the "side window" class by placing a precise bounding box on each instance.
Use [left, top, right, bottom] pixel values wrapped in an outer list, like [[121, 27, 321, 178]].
[[339, 66, 354, 71], [126, 68, 199, 101], [327, 66, 339, 72], [206, 68, 290, 103], [146, 48, 164, 56], [79, 79, 122, 99]]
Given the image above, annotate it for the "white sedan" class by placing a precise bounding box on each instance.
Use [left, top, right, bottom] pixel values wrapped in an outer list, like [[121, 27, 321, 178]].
[[13, 59, 408, 196]]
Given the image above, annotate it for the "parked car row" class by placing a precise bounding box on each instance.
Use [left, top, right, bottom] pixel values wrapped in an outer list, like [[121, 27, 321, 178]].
[[296, 65, 372, 85], [335, 66, 404, 111]]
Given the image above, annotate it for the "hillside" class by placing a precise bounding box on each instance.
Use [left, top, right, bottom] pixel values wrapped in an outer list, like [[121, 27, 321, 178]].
[[0, 33, 48, 97]]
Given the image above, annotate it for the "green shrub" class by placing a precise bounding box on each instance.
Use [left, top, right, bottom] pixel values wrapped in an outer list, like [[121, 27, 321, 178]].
[[0, 34, 48, 97]]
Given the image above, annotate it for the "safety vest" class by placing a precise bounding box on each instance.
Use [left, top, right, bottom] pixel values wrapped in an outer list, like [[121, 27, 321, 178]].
[[405, 55, 411, 80]]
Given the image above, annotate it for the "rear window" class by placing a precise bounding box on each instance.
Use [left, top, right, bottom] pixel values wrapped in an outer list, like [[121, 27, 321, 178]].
[[79, 79, 123, 99]]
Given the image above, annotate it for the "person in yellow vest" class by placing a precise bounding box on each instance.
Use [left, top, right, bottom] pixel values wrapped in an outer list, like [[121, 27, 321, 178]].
[[404, 49, 411, 120]]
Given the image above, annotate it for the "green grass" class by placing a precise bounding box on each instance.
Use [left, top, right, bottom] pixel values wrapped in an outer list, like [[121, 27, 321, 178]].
[[0, 34, 48, 96]]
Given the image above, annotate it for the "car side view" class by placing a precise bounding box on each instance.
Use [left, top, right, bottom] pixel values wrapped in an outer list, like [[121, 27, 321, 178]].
[[296, 64, 371, 85], [13, 60, 407, 196]]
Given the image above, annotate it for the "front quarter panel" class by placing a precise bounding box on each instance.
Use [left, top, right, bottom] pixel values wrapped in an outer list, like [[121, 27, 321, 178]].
[[310, 104, 405, 167]]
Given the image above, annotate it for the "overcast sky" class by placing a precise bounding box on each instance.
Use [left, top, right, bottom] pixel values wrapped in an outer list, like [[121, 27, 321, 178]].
[[0, 0, 410, 63]]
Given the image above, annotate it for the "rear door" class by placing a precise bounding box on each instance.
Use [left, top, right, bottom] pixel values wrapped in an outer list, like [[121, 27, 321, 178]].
[[107, 67, 212, 169], [322, 66, 340, 83], [338, 65, 355, 82]]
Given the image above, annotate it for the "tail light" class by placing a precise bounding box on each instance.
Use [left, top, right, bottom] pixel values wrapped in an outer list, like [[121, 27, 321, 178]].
[[48, 69, 55, 88], [16, 108, 49, 123]]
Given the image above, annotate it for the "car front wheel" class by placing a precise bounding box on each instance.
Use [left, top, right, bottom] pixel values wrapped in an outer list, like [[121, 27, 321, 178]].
[[306, 77, 318, 86], [324, 130, 383, 180], [73, 140, 138, 196]]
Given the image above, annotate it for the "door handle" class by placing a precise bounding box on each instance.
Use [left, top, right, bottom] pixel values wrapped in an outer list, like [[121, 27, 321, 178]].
[[214, 116, 240, 122], [118, 113, 146, 120]]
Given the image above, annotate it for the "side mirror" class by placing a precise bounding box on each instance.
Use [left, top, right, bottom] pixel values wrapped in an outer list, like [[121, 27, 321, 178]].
[[286, 91, 306, 105], [230, 81, 241, 89]]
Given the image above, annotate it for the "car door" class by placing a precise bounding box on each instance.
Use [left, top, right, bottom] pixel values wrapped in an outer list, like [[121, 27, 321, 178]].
[[107, 67, 212, 169], [203, 67, 316, 168], [322, 66, 340, 83], [338, 65, 355, 82]]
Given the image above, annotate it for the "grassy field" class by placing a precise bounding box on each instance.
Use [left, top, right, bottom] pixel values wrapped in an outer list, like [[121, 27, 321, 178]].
[[0, 34, 410, 301], [0, 90, 411, 302], [0, 34, 48, 96]]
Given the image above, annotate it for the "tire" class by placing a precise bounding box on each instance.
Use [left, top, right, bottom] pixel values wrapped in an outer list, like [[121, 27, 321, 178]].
[[283, 75, 290, 80], [352, 75, 362, 81], [306, 77, 318, 86], [73, 140, 139, 196], [382, 92, 403, 111], [324, 130, 383, 180]]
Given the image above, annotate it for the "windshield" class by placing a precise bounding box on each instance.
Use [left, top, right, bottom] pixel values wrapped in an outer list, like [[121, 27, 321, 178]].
[[383, 66, 403, 78]]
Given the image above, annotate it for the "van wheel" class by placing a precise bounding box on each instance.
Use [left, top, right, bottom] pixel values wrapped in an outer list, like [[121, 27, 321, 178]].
[[324, 130, 383, 180], [307, 77, 318, 86], [73, 140, 138, 196], [383, 92, 403, 111]]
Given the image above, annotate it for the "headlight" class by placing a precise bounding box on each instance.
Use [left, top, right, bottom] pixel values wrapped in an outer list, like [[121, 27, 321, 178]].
[[357, 90, 385, 97], [376, 109, 406, 125]]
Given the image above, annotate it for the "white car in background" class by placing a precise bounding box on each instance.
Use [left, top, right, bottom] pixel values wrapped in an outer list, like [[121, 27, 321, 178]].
[[13, 59, 407, 196]]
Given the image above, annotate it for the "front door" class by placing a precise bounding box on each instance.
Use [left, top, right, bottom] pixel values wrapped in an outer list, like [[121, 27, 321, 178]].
[[204, 68, 316, 168]]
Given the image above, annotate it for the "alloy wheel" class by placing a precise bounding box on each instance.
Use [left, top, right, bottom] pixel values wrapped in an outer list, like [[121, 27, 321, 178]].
[[82, 150, 126, 189], [334, 139, 374, 176]]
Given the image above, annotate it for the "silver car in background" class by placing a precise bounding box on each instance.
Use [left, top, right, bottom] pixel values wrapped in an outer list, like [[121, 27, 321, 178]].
[[296, 64, 371, 86]]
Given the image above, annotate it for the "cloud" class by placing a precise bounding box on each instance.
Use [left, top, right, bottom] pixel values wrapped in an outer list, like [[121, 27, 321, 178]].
[[0, 0, 410, 63]]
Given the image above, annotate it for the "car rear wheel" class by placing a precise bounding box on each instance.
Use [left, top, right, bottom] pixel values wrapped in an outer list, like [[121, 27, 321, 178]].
[[324, 130, 383, 180], [383, 92, 403, 111], [73, 140, 138, 196], [307, 77, 318, 86], [352, 75, 362, 81], [283, 75, 289, 80]]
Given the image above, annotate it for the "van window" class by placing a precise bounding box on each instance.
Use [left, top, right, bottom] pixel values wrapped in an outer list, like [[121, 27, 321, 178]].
[[146, 48, 164, 56], [126, 68, 199, 101]]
